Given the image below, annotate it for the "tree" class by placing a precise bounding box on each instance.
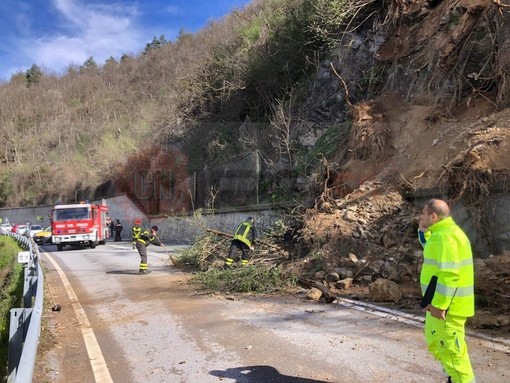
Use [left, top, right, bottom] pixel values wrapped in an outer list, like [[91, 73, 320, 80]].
[[105, 56, 117, 65], [80, 57, 98, 74], [143, 35, 169, 54], [26, 64, 42, 86]]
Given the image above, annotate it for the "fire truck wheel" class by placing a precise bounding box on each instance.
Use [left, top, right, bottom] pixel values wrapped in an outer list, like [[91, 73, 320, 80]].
[[57, 244, 63, 251], [90, 241, 97, 249]]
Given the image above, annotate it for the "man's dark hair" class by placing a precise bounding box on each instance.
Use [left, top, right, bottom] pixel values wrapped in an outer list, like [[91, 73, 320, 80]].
[[151, 225, 158, 232]]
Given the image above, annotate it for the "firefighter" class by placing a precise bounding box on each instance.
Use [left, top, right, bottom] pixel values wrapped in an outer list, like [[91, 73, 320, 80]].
[[114, 219, 123, 242], [226, 217, 257, 267], [108, 219, 115, 238], [418, 199, 475, 383], [131, 218, 142, 249], [136, 225, 161, 274]]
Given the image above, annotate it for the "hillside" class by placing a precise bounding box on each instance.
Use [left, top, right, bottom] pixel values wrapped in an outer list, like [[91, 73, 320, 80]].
[[1, 0, 510, 329]]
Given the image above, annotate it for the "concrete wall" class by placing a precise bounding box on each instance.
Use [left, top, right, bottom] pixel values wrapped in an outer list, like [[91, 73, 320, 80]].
[[0, 205, 53, 229], [105, 195, 281, 243]]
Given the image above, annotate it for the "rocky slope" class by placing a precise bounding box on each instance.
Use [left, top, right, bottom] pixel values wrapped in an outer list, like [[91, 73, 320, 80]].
[[286, 0, 510, 334]]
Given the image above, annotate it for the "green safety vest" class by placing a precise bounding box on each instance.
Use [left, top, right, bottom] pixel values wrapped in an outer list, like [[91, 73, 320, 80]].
[[233, 221, 254, 247], [420, 216, 475, 317]]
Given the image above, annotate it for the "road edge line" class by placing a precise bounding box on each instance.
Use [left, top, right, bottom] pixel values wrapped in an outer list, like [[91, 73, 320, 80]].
[[43, 251, 114, 383]]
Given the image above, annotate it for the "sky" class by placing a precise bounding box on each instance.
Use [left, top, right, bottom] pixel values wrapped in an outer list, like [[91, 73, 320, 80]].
[[0, 0, 253, 81]]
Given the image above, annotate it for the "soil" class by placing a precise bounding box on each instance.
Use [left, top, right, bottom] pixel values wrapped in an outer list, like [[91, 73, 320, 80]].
[[290, 0, 510, 337]]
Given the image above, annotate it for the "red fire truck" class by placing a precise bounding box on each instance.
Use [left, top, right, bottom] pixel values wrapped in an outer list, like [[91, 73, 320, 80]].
[[51, 202, 109, 251]]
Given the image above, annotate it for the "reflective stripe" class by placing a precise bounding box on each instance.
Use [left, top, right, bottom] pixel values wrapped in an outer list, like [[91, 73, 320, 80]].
[[423, 258, 473, 268], [233, 221, 254, 247], [132, 226, 142, 239], [435, 284, 474, 297], [421, 284, 474, 298]]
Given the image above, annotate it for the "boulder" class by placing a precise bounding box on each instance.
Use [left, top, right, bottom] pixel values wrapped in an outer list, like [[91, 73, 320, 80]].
[[368, 278, 402, 303], [306, 287, 323, 301]]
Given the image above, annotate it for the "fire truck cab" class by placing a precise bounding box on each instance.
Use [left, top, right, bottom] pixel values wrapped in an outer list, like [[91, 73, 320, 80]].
[[51, 202, 109, 251]]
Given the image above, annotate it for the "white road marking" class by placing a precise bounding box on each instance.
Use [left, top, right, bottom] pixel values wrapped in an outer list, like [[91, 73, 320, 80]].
[[43, 251, 114, 383], [335, 297, 510, 353], [108, 243, 180, 258]]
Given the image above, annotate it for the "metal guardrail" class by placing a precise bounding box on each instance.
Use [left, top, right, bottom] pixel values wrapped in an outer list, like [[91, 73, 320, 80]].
[[5, 233, 44, 383]]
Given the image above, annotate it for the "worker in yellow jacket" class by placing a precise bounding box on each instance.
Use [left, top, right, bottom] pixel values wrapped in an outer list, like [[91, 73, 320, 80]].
[[225, 217, 257, 267], [131, 218, 142, 250], [136, 225, 161, 274], [418, 199, 475, 383]]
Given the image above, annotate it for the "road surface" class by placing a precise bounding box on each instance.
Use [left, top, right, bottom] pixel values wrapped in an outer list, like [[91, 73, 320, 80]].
[[33, 241, 510, 383]]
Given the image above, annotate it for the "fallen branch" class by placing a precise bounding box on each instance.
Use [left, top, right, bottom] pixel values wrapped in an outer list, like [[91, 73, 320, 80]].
[[206, 228, 281, 250]]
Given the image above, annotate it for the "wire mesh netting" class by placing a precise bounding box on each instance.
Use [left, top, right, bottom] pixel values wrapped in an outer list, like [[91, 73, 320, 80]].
[[193, 151, 262, 209]]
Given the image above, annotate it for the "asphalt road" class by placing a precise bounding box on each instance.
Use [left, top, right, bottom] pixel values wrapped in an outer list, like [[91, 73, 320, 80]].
[[34, 241, 510, 383]]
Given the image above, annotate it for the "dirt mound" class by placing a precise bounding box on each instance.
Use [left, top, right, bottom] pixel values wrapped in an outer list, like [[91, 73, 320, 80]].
[[297, 178, 510, 333]]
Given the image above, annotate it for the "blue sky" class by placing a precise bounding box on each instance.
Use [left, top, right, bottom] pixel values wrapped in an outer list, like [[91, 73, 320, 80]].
[[0, 0, 252, 81]]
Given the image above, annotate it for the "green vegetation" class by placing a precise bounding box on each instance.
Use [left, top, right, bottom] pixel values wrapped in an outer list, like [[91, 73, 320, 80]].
[[191, 264, 296, 293], [0, 0, 369, 208], [0, 237, 24, 382]]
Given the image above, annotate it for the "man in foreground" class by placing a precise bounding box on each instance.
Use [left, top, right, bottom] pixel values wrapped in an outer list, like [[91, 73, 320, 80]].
[[419, 199, 476, 383]]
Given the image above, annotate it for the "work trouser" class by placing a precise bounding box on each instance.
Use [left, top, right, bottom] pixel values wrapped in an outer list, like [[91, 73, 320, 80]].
[[226, 239, 249, 266], [424, 312, 476, 383], [136, 242, 148, 271]]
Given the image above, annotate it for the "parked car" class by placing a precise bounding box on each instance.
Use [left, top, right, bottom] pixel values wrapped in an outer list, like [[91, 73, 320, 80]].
[[14, 224, 28, 236], [33, 226, 52, 245], [0, 223, 12, 234], [27, 224, 44, 237]]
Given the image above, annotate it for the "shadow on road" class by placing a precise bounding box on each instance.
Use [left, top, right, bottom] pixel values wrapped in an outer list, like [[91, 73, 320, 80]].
[[106, 270, 142, 275], [210, 365, 334, 383]]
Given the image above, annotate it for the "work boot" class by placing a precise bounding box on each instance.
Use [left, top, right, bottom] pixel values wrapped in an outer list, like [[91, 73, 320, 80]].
[[139, 269, 152, 274], [446, 377, 452, 383]]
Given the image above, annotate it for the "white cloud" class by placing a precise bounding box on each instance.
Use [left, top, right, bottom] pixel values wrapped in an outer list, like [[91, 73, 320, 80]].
[[4, 0, 146, 78]]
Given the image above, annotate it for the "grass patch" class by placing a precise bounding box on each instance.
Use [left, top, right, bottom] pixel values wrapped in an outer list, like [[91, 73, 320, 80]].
[[0, 236, 24, 382]]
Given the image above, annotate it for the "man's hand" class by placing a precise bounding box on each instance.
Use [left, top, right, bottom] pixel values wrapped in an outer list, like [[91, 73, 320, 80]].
[[426, 304, 446, 320]]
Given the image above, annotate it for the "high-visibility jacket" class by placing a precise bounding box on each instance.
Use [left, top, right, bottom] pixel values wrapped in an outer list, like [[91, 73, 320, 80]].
[[136, 229, 161, 247], [233, 220, 256, 247], [420, 216, 475, 317], [418, 229, 431, 248], [132, 225, 142, 240]]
